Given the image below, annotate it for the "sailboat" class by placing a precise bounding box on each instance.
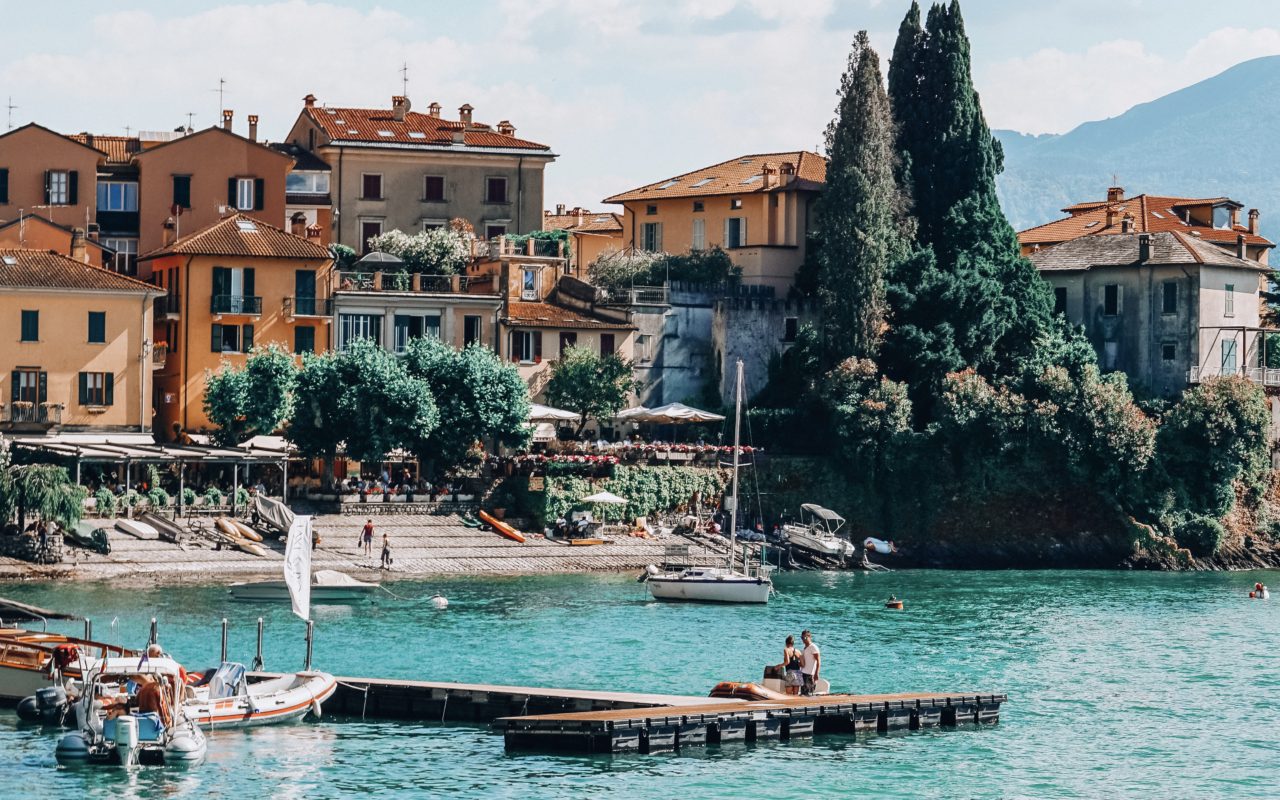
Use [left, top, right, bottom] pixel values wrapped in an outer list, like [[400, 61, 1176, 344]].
[[644, 360, 774, 604]]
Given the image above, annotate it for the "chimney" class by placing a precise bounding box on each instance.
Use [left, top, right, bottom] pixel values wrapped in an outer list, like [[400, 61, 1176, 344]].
[[303, 93, 317, 109], [555, 203, 566, 215], [1248, 208, 1260, 235], [70, 228, 88, 264], [1237, 233, 1247, 259], [779, 161, 795, 186], [1106, 208, 1119, 228], [428, 102, 441, 118], [1121, 213, 1133, 234], [577, 208, 585, 226], [1138, 233, 1151, 262], [458, 104, 473, 126], [392, 95, 410, 122], [761, 162, 777, 189], [497, 120, 515, 136], [248, 114, 259, 142], [222, 109, 234, 131], [291, 212, 307, 238], [306, 224, 322, 240], [85, 133, 95, 149], [1107, 186, 1124, 202], [1231, 207, 1240, 228], [162, 216, 178, 247]]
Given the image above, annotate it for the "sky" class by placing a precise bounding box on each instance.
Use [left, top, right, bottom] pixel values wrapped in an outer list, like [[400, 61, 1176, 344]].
[[2, 0, 1279, 212]]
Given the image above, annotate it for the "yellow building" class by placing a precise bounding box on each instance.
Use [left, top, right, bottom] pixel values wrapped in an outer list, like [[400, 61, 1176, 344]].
[[0, 248, 162, 433], [604, 152, 826, 292], [140, 213, 333, 437], [543, 205, 624, 278]]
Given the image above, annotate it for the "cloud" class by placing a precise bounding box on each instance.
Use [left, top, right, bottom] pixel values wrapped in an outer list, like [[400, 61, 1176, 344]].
[[980, 27, 1280, 134]]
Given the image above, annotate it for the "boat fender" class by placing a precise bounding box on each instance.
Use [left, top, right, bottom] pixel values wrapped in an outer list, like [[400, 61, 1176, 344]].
[[310, 698, 323, 721], [55, 731, 90, 761], [431, 595, 449, 609], [16, 695, 41, 722]]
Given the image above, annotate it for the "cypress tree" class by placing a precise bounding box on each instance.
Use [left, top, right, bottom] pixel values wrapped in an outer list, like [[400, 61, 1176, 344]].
[[815, 31, 909, 363]]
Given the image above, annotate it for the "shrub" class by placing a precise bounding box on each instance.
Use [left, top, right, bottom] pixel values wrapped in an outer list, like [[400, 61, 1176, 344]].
[[366, 228, 469, 275], [181, 488, 197, 507], [203, 487, 225, 506], [147, 488, 170, 509], [94, 488, 117, 517], [1175, 514, 1226, 557], [122, 490, 141, 509], [235, 487, 250, 508]]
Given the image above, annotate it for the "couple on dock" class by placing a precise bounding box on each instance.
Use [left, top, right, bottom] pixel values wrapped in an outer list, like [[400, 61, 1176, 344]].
[[781, 630, 820, 696]]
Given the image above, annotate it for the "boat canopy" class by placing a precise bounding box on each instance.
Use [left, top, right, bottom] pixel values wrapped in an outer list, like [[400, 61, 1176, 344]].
[[91, 656, 184, 677], [800, 503, 844, 523]]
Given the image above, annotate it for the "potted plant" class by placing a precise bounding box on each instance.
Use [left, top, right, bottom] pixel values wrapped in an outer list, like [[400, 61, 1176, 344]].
[[489, 491, 514, 520], [181, 488, 197, 509], [94, 488, 117, 518]]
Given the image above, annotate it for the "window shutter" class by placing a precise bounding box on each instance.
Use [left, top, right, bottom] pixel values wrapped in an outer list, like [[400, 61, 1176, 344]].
[[724, 219, 730, 247], [243, 324, 254, 351], [244, 267, 255, 297], [173, 176, 191, 209], [741, 218, 747, 247], [10, 372, 18, 402], [509, 332, 518, 362], [253, 178, 264, 211], [211, 323, 223, 352], [533, 331, 543, 360], [601, 333, 615, 357], [38, 371, 47, 404], [104, 373, 114, 406], [1116, 286, 1124, 314], [0, 168, 8, 204], [43, 170, 51, 205], [655, 223, 662, 252], [227, 178, 237, 207], [68, 171, 79, 205], [78, 373, 88, 405]]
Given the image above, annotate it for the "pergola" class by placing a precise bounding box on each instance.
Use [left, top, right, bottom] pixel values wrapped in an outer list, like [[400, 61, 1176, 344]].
[[6, 434, 289, 517]]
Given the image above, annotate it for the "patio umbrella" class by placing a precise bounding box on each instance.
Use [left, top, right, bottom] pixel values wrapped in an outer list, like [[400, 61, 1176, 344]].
[[581, 490, 628, 505], [355, 250, 404, 268], [628, 402, 725, 424], [614, 406, 651, 421], [528, 403, 581, 423]]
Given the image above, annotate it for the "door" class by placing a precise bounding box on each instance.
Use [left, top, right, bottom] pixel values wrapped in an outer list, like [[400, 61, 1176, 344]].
[[295, 270, 316, 316], [1221, 340, 1238, 374]]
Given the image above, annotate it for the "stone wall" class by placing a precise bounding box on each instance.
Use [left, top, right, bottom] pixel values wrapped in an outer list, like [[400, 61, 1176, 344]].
[[0, 530, 64, 564], [713, 296, 822, 403]]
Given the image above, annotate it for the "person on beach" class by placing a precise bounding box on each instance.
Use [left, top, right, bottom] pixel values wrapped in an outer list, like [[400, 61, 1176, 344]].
[[359, 519, 374, 556], [783, 635, 803, 696], [380, 533, 393, 568], [799, 629, 821, 696]]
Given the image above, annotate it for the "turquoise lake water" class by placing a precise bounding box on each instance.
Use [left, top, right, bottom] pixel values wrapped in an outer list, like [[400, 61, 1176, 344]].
[[1, 569, 1277, 798]]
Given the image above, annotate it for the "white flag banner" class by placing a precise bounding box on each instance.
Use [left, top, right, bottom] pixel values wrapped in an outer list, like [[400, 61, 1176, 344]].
[[283, 515, 312, 621]]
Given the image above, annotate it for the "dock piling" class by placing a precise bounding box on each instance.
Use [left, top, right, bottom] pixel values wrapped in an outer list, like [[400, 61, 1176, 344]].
[[83, 619, 92, 641], [253, 617, 264, 670], [220, 618, 228, 662], [148, 618, 157, 646], [304, 619, 314, 671]]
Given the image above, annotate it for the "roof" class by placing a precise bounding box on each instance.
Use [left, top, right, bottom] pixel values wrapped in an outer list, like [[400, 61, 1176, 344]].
[[604, 151, 827, 203], [1028, 231, 1272, 272], [68, 133, 142, 165], [133, 125, 293, 162], [304, 102, 549, 151], [0, 122, 106, 157], [503, 300, 634, 330], [139, 213, 331, 261], [544, 209, 624, 234], [0, 213, 115, 253], [0, 248, 161, 293], [270, 142, 331, 171], [1019, 193, 1272, 249]]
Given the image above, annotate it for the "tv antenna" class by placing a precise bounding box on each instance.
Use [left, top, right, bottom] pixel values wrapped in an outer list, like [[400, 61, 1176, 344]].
[[6, 97, 16, 130], [212, 78, 228, 115], [186, 112, 195, 131], [400, 62, 409, 98]]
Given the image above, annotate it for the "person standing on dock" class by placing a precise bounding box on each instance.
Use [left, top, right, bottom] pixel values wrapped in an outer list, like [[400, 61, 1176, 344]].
[[359, 519, 374, 557], [783, 635, 803, 696], [799, 630, 821, 696], [380, 533, 393, 568]]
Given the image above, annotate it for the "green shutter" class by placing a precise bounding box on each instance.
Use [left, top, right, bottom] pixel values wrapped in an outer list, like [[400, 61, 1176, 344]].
[[68, 170, 79, 205], [43, 170, 51, 205], [211, 323, 223, 352], [0, 168, 8, 204], [104, 373, 114, 406], [242, 324, 254, 351], [38, 371, 47, 404], [78, 373, 88, 405], [10, 371, 18, 402], [243, 267, 255, 297], [253, 178, 265, 211], [227, 178, 237, 207]]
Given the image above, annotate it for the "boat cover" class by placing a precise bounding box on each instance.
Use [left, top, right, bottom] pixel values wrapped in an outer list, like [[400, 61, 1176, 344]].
[[253, 495, 295, 535], [313, 569, 375, 587], [207, 663, 247, 699], [800, 503, 844, 522]]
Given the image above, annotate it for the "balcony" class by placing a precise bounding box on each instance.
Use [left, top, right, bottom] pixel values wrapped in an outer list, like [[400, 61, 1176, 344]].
[[152, 341, 168, 369], [1188, 365, 1280, 387], [2, 403, 61, 431], [334, 271, 491, 295], [210, 295, 262, 316], [155, 295, 180, 319], [601, 285, 669, 306], [283, 296, 334, 318]]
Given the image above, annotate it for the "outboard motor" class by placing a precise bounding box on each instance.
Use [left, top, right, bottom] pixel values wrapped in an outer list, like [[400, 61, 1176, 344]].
[[35, 686, 68, 723], [114, 714, 140, 766]]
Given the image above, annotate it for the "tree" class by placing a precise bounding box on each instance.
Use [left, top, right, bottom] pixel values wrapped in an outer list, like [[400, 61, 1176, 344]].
[[287, 351, 347, 487], [815, 31, 910, 362], [0, 441, 86, 532], [203, 344, 297, 445], [544, 346, 636, 436], [366, 228, 470, 275], [403, 336, 530, 477], [330, 243, 359, 270]]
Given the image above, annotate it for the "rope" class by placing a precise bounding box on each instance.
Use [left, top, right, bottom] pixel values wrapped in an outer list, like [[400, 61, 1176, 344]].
[[378, 584, 411, 601], [440, 693, 448, 724], [336, 680, 371, 719]]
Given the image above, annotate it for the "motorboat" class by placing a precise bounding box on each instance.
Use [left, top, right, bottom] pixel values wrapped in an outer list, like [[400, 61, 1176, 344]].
[[56, 656, 207, 767], [184, 662, 336, 728], [643, 360, 774, 604], [229, 569, 378, 602], [0, 629, 132, 703], [783, 504, 857, 558]]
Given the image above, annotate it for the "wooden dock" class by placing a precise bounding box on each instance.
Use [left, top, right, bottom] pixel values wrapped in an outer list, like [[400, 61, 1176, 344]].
[[497, 691, 1007, 754]]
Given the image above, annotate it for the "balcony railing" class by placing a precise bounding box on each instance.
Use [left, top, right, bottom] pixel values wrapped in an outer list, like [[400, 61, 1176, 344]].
[[1189, 365, 1280, 387], [335, 271, 480, 294], [601, 285, 669, 306], [210, 295, 262, 315], [283, 296, 334, 317], [3, 403, 61, 428], [155, 295, 180, 319], [152, 342, 168, 369]]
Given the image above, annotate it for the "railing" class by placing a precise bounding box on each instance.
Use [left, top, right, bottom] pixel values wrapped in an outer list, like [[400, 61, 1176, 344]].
[[152, 342, 168, 369], [210, 295, 262, 315], [335, 271, 477, 294], [1188, 365, 1280, 387], [283, 297, 333, 317], [602, 285, 669, 306], [155, 295, 180, 318], [3, 403, 61, 427]]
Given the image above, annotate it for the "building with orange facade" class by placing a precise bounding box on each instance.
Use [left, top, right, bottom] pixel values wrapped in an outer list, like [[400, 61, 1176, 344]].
[[0, 213, 113, 268], [0, 123, 102, 235], [141, 213, 332, 438], [542, 205, 624, 277]]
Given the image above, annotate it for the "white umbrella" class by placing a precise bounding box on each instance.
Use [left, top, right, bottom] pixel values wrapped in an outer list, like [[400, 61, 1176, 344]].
[[580, 490, 628, 505], [627, 402, 725, 424], [528, 403, 581, 422], [614, 406, 651, 421]]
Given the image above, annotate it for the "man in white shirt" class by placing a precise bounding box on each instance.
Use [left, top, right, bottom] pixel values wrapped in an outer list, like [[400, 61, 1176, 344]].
[[799, 629, 821, 696]]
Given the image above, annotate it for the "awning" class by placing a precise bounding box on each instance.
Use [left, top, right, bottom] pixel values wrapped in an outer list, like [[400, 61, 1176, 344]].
[[581, 490, 628, 505], [618, 402, 725, 424], [528, 404, 581, 422], [6, 433, 288, 464]]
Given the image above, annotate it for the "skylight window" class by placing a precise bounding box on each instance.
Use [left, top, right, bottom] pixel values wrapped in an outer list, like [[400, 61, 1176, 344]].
[[2, 255, 16, 265], [658, 180, 679, 189], [407, 131, 427, 139], [741, 175, 763, 185], [335, 119, 345, 125], [347, 129, 358, 135], [1151, 211, 1164, 219], [236, 219, 259, 232], [738, 159, 752, 164], [377, 130, 394, 137], [1084, 221, 1099, 228], [691, 178, 714, 188]]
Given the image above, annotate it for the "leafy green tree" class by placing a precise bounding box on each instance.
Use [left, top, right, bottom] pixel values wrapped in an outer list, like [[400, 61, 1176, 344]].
[[0, 442, 87, 532], [287, 350, 346, 487], [588, 248, 667, 293], [366, 228, 469, 275], [545, 346, 636, 436], [403, 336, 530, 477], [330, 243, 359, 270], [203, 344, 297, 445], [816, 31, 910, 362]]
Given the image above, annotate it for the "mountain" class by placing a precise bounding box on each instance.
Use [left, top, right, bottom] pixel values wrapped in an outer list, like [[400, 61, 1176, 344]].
[[995, 56, 1280, 236]]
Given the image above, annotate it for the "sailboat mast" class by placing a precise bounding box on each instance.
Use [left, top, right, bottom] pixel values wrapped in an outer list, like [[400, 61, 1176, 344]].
[[729, 359, 742, 572]]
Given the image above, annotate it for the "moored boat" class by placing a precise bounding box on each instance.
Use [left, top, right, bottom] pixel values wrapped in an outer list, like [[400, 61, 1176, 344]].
[[184, 662, 336, 728], [229, 569, 378, 602], [0, 629, 133, 702], [783, 504, 857, 558]]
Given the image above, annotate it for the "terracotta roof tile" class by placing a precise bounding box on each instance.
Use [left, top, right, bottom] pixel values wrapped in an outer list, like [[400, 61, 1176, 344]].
[[139, 214, 331, 261], [605, 151, 826, 203], [0, 249, 161, 292], [68, 133, 142, 165], [503, 300, 633, 330], [1020, 192, 1272, 248], [544, 210, 623, 233], [307, 105, 549, 151], [1028, 231, 1270, 272]]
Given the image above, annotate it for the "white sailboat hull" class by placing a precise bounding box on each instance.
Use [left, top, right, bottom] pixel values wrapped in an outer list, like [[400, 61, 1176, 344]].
[[0, 662, 54, 702], [185, 671, 336, 728], [647, 574, 772, 603], [229, 581, 376, 602]]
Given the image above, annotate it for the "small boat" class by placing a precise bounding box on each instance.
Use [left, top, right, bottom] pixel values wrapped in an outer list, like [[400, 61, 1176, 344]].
[[139, 512, 187, 544], [230, 569, 378, 603], [114, 519, 159, 540], [56, 656, 207, 767], [478, 510, 525, 542], [0, 630, 133, 703], [885, 597, 904, 610], [68, 521, 112, 554], [783, 504, 857, 558], [184, 662, 336, 728], [459, 514, 483, 528]]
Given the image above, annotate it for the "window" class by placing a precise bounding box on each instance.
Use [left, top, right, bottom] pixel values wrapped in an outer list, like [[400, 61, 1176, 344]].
[[486, 177, 508, 203], [724, 217, 747, 248], [512, 330, 541, 363], [692, 201, 704, 212], [210, 323, 254, 353], [11, 369, 45, 404], [691, 219, 705, 251], [783, 317, 798, 343], [464, 315, 482, 347], [1213, 206, 1232, 230], [646, 204, 658, 216], [0, 167, 8, 204], [286, 173, 330, 194], [1225, 283, 1235, 317], [1162, 281, 1177, 315], [1161, 342, 1176, 362], [423, 175, 445, 202], [691, 178, 714, 188], [20, 310, 37, 342], [635, 334, 652, 363], [46, 170, 72, 205], [521, 269, 537, 299], [600, 333, 615, 357], [211, 266, 257, 313], [338, 314, 383, 349], [1103, 284, 1121, 316], [393, 314, 442, 353], [730, 198, 742, 210], [360, 219, 383, 253], [1053, 287, 1067, 316], [102, 238, 138, 275], [420, 219, 446, 232], [88, 311, 106, 344], [559, 332, 577, 357], [78, 371, 113, 406], [642, 222, 662, 252], [361, 173, 383, 200], [485, 224, 507, 239], [294, 326, 315, 355], [166, 175, 196, 213], [235, 177, 255, 211], [96, 181, 138, 212], [1221, 339, 1238, 373]]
